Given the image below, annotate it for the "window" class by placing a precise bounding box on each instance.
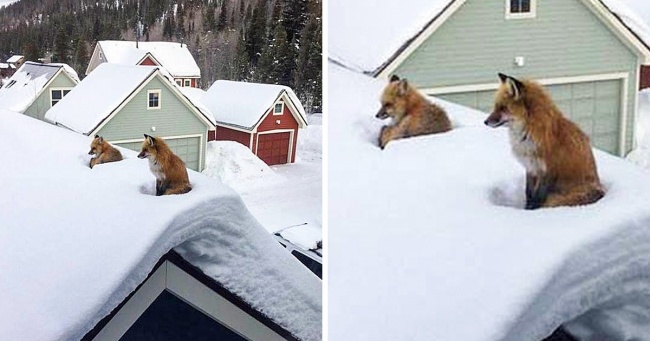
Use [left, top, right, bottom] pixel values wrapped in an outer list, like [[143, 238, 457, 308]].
[[273, 102, 284, 115], [148, 90, 161, 109], [506, 0, 536, 19], [51, 88, 71, 107], [176, 80, 182, 86], [184, 79, 191, 87]]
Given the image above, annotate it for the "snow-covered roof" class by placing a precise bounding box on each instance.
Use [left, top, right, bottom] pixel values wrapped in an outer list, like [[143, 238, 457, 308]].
[[0, 63, 9, 69], [98, 40, 201, 78], [329, 61, 650, 340], [0, 61, 78, 113], [45, 63, 214, 135], [203, 80, 307, 130], [6, 55, 23, 63], [330, 0, 650, 73], [0, 109, 321, 341]]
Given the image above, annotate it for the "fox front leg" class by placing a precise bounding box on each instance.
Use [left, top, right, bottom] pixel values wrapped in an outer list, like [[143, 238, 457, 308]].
[[155, 179, 164, 196], [89, 157, 97, 169], [379, 117, 410, 149], [526, 174, 550, 210]]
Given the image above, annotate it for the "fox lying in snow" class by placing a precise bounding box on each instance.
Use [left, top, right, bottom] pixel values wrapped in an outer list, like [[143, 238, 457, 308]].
[[88, 135, 123, 169], [137, 134, 192, 196], [484, 73, 604, 209], [376, 75, 452, 149]]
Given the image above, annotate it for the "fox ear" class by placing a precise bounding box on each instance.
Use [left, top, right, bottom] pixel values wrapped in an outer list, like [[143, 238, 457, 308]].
[[397, 79, 409, 96], [98, 136, 104, 143], [499, 73, 524, 100], [144, 134, 155, 146], [94, 134, 99, 138], [390, 74, 400, 82]]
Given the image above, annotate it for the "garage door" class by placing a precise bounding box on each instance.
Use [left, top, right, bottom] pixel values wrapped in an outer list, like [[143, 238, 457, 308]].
[[435, 79, 622, 154], [257, 132, 290, 166], [115, 136, 201, 171]]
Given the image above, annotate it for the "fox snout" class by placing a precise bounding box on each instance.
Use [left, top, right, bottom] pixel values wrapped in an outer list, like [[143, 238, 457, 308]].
[[376, 108, 390, 120], [137, 151, 148, 159], [484, 111, 509, 128], [88, 150, 94, 155]]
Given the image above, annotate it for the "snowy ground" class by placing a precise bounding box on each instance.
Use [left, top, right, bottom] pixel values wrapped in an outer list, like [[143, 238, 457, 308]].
[[329, 61, 650, 341], [0, 109, 321, 341], [202, 114, 322, 247]]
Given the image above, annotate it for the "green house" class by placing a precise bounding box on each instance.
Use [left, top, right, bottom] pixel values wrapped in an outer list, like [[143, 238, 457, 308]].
[[0, 62, 79, 121], [45, 63, 215, 171], [370, 0, 650, 156]]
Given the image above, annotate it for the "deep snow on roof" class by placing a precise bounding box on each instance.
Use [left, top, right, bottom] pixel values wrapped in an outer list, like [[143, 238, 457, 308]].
[[329, 61, 650, 340], [45, 63, 214, 135], [98, 40, 201, 78], [203, 80, 307, 130], [6, 55, 23, 63], [0, 109, 321, 341], [329, 0, 650, 73], [0, 61, 78, 113], [45, 63, 157, 134]]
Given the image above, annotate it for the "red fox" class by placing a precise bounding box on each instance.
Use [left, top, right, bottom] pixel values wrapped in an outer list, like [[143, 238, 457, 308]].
[[137, 134, 192, 196], [376, 75, 452, 149], [485, 73, 604, 209], [88, 135, 123, 169]]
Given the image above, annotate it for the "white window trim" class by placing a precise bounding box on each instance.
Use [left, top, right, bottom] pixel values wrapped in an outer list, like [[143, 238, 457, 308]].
[[184, 79, 191, 87], [147, 89, 162, 110], [273, 101, 284, 116], [506, 0, 537, 20], [50, 87, 73, 107]]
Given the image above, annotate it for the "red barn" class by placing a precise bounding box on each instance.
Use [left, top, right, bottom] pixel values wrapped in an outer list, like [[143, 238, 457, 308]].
[[202, 80, 308, 166]]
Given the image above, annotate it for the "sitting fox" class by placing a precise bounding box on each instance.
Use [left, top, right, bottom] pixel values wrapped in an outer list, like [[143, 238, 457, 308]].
[[137, 134, 192, 196], [376, 75, 452, 149], [88, 135, 123, 169], [485, 73, 604, 209]]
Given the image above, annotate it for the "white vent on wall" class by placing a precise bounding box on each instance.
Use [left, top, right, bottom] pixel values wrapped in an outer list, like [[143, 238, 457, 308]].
[[514, 56, 525, 67]]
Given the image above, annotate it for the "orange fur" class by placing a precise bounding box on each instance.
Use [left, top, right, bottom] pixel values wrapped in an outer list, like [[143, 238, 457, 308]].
[[376, 76, 451, 149], [485, 74, 604, 209], [88, 135, 123, 169], [137, 135, 191, 196]]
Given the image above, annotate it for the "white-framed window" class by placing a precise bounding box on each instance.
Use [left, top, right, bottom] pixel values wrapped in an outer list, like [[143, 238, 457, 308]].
[[50, 88, 72, 107], [273, 101, 284, 115], [184, 79, 191, 87], [147, 90, 161, 110], [506, 0, 536, 20]]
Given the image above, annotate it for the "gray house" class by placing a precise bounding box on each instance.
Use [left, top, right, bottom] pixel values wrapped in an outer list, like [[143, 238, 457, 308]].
[[45, 63, 214, 171], [0, 62, 79, 120], [371, 0, 650, 156]]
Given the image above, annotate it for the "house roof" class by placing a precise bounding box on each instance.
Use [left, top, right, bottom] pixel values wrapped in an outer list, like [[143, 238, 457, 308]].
[[329, 60, 650, 341], [202, 80, 308, 131], [0, 61, 79, 113], [6, 55, 23, 63], [0, 63, 9, 69], [45, 63, 214, 135], [0, 109, 322, 341], [330, 0, 650, 75], [97, 40, 201, 78]]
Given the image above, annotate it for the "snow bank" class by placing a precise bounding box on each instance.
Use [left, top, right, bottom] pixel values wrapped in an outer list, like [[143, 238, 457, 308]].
[[297, 115, 322, 163], [329, 61, 650, 341], [201, 140, 282, 191], [0, 110, 321, 341]]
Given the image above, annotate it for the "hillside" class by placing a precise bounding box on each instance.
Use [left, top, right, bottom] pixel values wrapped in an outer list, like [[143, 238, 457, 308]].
[[0, 0, 322, 112]]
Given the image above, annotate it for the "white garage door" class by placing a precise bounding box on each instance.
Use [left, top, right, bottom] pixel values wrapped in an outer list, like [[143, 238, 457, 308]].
[[115, 136, 201, 171], [435, 79, 622, 154]]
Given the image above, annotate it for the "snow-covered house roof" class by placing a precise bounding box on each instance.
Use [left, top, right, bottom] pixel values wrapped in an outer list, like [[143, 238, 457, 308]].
[[89, 40, 201, 78], [329, 61, 650, 340], [329, 0, 650, 74], [0, 108, 321, 341], [0, 61, 79, 112], [0, 63, 9, 69], [202, 80, 308, 131], [45, 63, 214, 135], [6, 54, 24, 64]]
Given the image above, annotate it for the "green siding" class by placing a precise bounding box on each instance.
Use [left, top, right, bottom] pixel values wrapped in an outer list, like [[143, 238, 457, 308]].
[[394, 0, 639, 153], [24, 72, 77, 121], [97, 76, 209, 171]]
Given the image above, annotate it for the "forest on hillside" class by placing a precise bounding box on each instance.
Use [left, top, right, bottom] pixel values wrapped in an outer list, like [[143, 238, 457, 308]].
[[0, 0, 322, 112]]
